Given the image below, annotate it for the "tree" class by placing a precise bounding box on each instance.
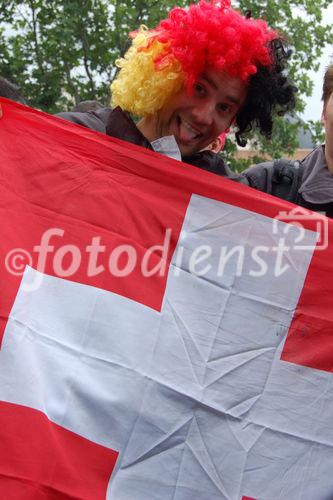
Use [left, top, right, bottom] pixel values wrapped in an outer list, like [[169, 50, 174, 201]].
[[0, 0, 116, 111], [0, 0, 331, 167], [0, 0, 188, 112]]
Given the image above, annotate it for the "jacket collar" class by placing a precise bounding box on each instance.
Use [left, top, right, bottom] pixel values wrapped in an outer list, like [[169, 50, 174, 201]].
[[106, 106, 153, 150], [299, 145, 333, 204]]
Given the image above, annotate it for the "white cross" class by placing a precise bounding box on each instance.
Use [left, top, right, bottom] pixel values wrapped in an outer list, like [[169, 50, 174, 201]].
[[1, 195, 331, 499]]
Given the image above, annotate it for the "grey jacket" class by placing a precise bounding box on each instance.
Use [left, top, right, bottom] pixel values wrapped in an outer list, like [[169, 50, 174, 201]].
[[244, 146, 333, 217]]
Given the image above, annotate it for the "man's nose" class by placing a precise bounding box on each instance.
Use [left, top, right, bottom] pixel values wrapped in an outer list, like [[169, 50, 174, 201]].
[[191, 100, 215, 125]]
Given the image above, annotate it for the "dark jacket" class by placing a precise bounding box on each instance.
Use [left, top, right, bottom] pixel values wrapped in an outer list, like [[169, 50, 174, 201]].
[[57, 106, 243, 182], [244, 146, 333, 218]]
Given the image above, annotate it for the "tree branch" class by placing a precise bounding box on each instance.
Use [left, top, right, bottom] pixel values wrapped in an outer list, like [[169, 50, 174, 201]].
[[64, 62, 80, 105], [79, 26, 96, 97], [28, 0, 45, 76]]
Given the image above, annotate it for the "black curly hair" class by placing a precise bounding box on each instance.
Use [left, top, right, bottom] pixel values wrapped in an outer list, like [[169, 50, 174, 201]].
[[235, 38, 297, 147]]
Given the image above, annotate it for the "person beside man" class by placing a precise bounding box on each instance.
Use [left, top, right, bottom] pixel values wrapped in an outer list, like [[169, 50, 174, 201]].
[[57, 0, 295, 182], [244, 61, 333, 217], [72, 100, 104, 113], [0, 76, 27, 105]]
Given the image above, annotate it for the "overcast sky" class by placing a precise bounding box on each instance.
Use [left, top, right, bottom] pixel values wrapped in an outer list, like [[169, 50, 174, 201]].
[[302, 3, 333, 121]]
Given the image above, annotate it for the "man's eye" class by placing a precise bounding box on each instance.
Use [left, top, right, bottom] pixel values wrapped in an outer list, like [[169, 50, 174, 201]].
[[218, 103, 230, 113], [194, 83, 206, 95]]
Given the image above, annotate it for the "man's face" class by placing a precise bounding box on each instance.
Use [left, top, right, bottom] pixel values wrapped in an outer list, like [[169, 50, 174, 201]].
[[152, 69, 248, 156], [322, 92, 333, 172]]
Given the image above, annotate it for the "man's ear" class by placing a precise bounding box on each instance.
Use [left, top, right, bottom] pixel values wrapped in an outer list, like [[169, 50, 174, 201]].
[[210, 137, 223, 154]]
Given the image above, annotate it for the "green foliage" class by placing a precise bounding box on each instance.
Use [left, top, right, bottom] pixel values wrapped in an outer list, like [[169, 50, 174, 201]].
[[0, 0, 331, 166], [221, 136, 269, 174], [305, 119, 325, 145], [0, 0, 189, 112]]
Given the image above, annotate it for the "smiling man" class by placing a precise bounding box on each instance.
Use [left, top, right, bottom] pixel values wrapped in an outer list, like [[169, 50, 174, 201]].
[[57, 0, 295, 180], [136, 70, 246, 157]]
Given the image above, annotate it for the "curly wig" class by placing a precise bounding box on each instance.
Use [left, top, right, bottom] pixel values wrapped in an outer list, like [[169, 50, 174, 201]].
[[235, 38, 297, 146], [111, 0, 296, 145]]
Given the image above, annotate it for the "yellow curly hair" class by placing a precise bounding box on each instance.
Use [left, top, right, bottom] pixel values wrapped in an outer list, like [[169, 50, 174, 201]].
[[111, 27, 185, 117]]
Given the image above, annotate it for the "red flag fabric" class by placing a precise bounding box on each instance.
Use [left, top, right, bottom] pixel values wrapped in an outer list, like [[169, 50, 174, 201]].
[[1, 98, 333, 499]]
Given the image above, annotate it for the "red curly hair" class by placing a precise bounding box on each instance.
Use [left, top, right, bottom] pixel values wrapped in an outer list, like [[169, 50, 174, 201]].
[[151, 0, 276, 87]]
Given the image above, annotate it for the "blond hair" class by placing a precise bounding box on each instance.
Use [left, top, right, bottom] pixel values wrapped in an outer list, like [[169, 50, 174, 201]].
[[111, 28, 185, 117]]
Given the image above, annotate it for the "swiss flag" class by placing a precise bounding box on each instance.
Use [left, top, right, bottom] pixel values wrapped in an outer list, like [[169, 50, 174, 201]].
[[1, 98, 333, 499]]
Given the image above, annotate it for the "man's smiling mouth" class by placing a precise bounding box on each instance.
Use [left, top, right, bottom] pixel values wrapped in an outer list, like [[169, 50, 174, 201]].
[[177, 116, 202, 142]]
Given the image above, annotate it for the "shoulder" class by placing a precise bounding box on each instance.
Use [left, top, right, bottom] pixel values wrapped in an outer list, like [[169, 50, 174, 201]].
[[300, 145, 325, 171], [55, 107, 112, 133], [243, 161, 275, 192]]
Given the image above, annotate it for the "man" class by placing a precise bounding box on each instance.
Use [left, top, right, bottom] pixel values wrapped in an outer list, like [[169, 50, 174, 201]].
[[244, 61, 333, 217], [0, 76, 27, 105], [57, 0, 295, 180]]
